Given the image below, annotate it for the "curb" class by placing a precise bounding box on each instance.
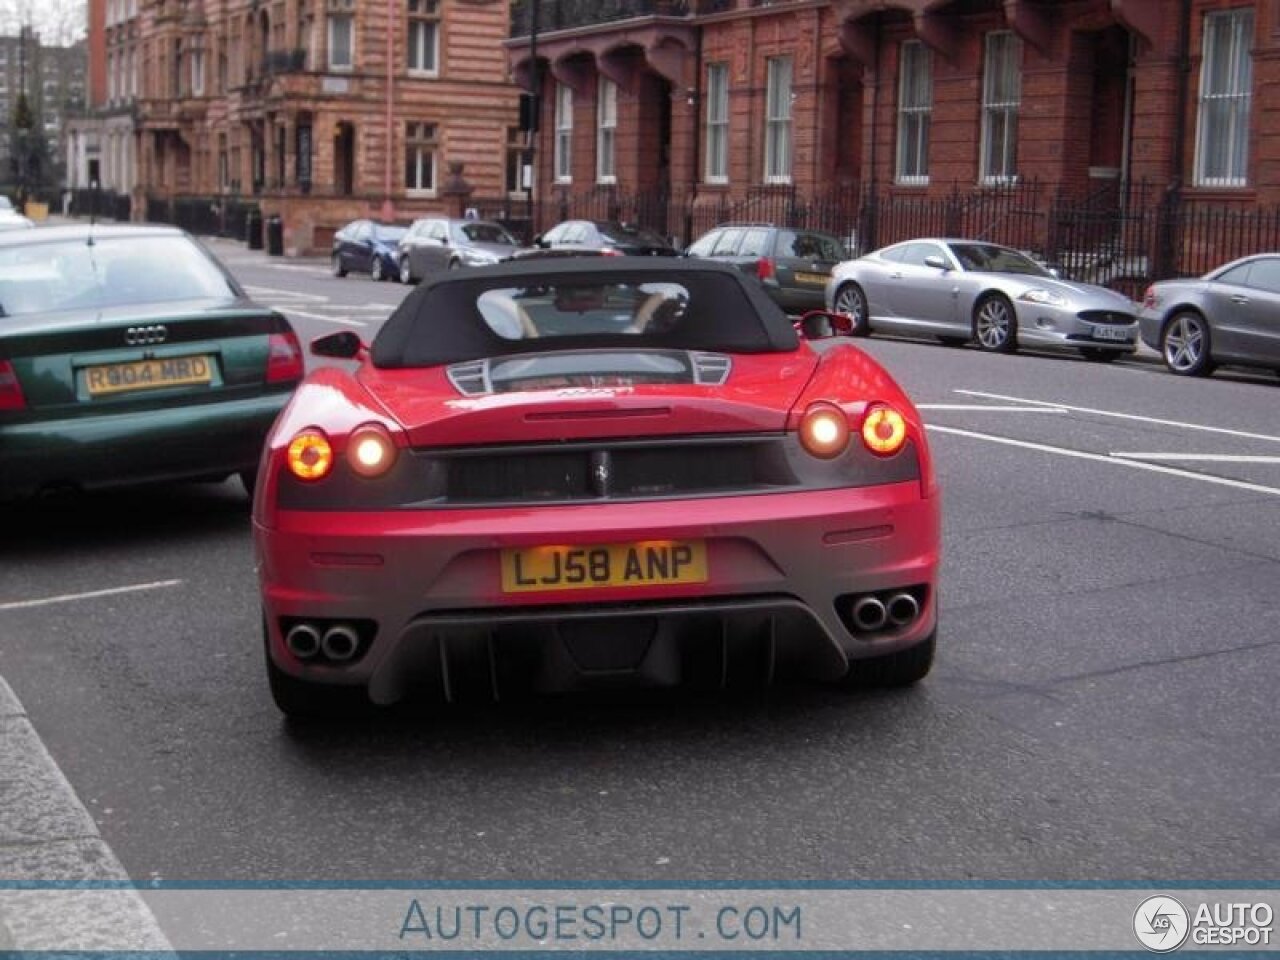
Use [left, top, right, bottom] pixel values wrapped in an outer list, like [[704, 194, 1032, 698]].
[[0, 678, 174, 953]]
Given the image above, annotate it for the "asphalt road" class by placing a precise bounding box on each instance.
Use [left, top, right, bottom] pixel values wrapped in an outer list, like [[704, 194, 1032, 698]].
[[1, 241, 1278, 883]]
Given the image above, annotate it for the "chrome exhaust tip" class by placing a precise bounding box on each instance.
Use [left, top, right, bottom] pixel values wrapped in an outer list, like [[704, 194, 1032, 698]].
[[321, 624, 360, 663], [285, 623, 321, 660], [851, 596, 888, 633], [886, 592, 921, 628]]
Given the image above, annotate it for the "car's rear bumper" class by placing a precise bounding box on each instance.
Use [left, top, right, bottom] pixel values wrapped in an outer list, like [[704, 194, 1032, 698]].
[[0, 391, 288, 498], [255, 482, 941, 702]]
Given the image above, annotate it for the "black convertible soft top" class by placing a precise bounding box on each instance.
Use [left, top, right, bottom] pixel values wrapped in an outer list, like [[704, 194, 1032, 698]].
[[371, 258, 800, 368]]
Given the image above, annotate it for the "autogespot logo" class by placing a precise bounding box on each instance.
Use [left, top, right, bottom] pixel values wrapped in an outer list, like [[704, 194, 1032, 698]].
[[1134, 896, 1191, 952]]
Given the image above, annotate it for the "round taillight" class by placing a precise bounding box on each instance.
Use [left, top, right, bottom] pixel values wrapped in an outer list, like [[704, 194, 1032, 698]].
[[799, 403, 850, 459], [347, 423, 397, 478], [861, 404, 908, 457], [286, 429, 334, 481]]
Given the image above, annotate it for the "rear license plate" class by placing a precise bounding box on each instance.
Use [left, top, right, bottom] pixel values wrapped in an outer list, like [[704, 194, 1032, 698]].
[[1091, 325, 1133, 343], [501, 540, 708, 593], [794, 271, 827, 285], [85, 355, 213, 396]]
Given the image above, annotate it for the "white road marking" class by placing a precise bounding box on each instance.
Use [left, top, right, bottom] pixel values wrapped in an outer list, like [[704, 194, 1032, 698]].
[[918, 404, 1068, 413], [928, 425, 1280, 497], [277, 307, 367, 327], [1111, 453, 1280, 464], [956, 389, 1280, 445], [0, 579, 184, 612], [243, 284, 328, 303]]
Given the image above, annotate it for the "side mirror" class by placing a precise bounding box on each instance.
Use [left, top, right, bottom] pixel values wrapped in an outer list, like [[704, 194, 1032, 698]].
[[311, 330, 365, 359], [1048, 267, 1062, 280], [795, 309, 850, 340], [535, 236, 550, 249], [924, 255, 950, 271]]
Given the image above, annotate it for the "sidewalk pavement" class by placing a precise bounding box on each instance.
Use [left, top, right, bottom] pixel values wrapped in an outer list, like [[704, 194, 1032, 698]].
[[0, 678, 173, 951]]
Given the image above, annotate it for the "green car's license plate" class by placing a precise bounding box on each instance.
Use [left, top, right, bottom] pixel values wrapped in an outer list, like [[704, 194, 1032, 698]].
[[85, 355, 213, 396]]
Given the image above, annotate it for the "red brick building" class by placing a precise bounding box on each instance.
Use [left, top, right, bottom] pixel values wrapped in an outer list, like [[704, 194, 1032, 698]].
[[507, 0, 1280, 278]]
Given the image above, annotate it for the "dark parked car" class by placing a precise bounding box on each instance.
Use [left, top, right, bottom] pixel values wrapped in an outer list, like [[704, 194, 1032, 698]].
[[1138, 253, 1280, 377], [685, 224, 848, 313], [528, 220, 679, 258], [397, 217, 525, 284], [0, 224, 303, 500], [331, 220, 407, 281]]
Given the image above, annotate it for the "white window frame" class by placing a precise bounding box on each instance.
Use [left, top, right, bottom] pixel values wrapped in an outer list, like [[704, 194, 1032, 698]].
[[895, 40, 931, 184], [407, 0, 439, 76], [191, 48, 205, 96], [705, 62, 728, 183], [596, 77, 617, 183], [554, 82, 573, 183], [405, 121, 437, 195], [327, 13, 354, 72], [1194, 9, 1253, 188], [980, 31, 1021, 184], [764, 56, 792, 183]]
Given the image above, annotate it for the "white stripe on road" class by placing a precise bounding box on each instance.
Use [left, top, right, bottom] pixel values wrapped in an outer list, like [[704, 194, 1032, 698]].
[[0, 579, 184, 612], [277, 307, 367, 327], [955, 389, 1280, 444], [243, 284, 328, 302], [1111, 453, 1280, 464], [928, 425, 1280, 497], [918, 404, 1068, 413]]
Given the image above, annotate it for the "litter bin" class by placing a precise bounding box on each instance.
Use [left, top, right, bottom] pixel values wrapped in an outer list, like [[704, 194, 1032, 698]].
[[245, 209, 264, 250], [266, 215, 284, 256]]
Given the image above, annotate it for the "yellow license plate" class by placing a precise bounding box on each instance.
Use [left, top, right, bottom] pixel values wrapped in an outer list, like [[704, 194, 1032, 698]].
[[85, 355, 213, 396], [794, 271, 827, 285], [501, 540, 708, 593]]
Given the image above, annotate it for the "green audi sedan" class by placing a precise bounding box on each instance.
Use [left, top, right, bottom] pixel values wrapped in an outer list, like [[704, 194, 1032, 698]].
[[0, 224, 303, 500]]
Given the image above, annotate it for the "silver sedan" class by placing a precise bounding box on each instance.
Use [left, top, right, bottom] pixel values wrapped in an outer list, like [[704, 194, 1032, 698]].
[[1138, 253, 1280, 377], [825, 238, 1138, 361]]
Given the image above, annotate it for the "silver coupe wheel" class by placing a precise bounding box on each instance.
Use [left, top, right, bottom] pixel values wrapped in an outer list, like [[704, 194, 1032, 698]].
[[1162, 311, 1214, 376], [974, 294, 1016, 352], [371, 257, 384, 282], [833, 284, 869, 336], [399, 257, 413, 285]]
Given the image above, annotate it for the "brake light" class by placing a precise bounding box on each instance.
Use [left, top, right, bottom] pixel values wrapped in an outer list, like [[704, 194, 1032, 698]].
[[601, 247, 624, 257], [347, 423, 398, 478], [286, 429, 334, 481], [861, 404, 908, 457], [756, 257, 776, 281], [267, 331, 304, 383], [798, 403, 850, 459], [0, 360, 26, 411]]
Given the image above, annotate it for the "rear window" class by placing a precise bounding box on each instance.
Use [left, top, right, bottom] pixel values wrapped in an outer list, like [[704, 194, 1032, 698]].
[[0, 234, 238, 317], [373, 264, 798, 368], [458, 222, 518, 245], [775, 231, 845, 261], [596, 222, 668, 247]]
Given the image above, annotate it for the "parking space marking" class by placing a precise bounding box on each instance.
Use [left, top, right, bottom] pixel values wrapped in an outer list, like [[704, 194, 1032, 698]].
[[956, 389, 1280, 445], [276, 308, 367, 328], [1111, 453, 1280, 463], [0, 579, 184, 612], [928, 425, 1280, 497], [242, 284, 328, 303]]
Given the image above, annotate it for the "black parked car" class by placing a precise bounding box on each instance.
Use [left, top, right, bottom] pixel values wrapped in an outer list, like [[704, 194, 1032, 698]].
[[397, 217, 525, 284], [685, 223, 848, 313], [331, 220, 407, 281], [528, 220, 679, 258]]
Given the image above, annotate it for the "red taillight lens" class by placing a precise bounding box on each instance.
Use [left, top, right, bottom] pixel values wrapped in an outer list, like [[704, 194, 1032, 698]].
[[601, 247, 625, 257], [757, 257, 776, 281], [286, 429, 334, 481], [347, 423, 398, 478], [861, 404, 908, 457], [267, 331, 304, 383], [798, 403, 850, 459], [0, 360, 26, 412]]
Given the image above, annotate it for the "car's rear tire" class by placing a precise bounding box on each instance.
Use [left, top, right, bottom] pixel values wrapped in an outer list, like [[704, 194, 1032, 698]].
[[846, 631, 936, 689], [833, 283, 870, 336], [399, 257, 414, 285], [331, 253, 347, 278], [973, 294, 1017, 352], [371, 257, 385, 282], [1161, 310, 1216, 377], [1080, 347, 1122, 363]]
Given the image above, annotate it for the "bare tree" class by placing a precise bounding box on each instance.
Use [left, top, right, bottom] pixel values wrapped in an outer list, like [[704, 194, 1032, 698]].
[[0, 0, 86, 45]]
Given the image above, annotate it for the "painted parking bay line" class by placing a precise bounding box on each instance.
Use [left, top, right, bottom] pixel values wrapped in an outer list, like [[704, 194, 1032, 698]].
[[918, 404, 1068, 413], [1111, 453, 1280, 464], [275, 307, 367, 328], [927, 425, 1280, 498], [0, 579, 184, 613], [955, 388, 1280, 445], [242, 284, 328, 303]]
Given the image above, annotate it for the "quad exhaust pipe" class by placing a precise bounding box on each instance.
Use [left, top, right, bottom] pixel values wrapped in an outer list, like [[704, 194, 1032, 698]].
[[849, 591, 923, 634], [284, 621, 363, 663], [886, 592, 920, 628], [321, 624, 360, 663], [851, 596, 888, 633], [285, 623, 322, 660]]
